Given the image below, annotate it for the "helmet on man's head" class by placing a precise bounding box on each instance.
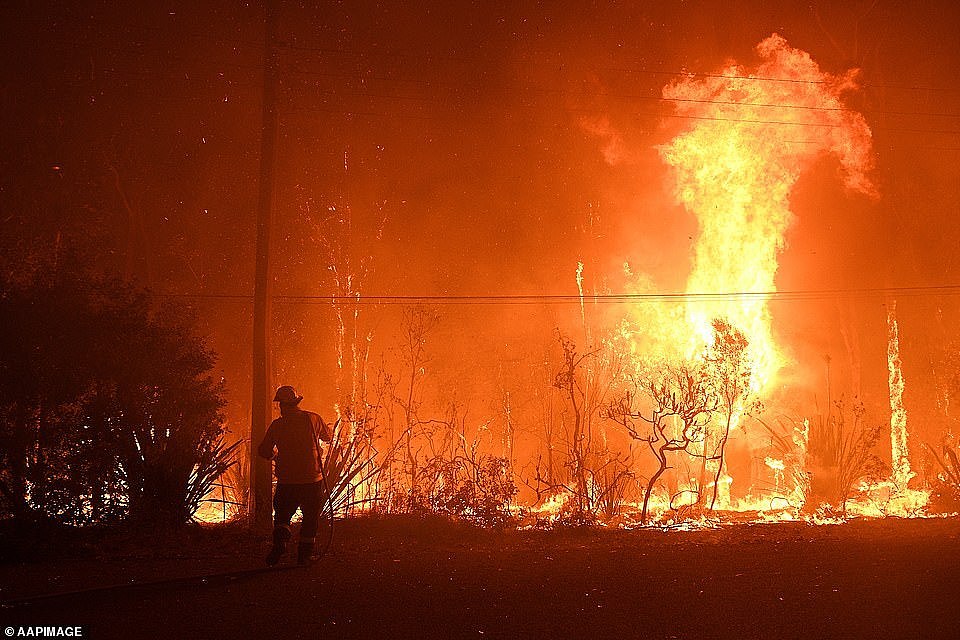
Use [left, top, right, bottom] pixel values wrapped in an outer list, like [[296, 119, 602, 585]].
[[273, 385, 303, 405]]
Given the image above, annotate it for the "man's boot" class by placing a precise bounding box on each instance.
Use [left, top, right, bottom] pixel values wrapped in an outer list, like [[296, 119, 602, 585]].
[[297, 539, 316, 566], [266, 526, 291, 566]]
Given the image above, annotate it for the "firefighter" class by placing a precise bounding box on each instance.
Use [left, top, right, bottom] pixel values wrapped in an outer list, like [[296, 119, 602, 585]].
[[258, 385, 333, 566]]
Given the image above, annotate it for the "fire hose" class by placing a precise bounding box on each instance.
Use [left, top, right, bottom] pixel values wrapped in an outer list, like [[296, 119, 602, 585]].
[[317, 469, 335, 560], [2, 477, 335, 610], [4, 420, 336, 609]]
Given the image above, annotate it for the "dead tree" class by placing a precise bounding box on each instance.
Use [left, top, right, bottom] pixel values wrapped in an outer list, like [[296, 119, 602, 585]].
[[552, 332, 594, 514], [395, 305, 440, 508], [606, 363, 718, 524]]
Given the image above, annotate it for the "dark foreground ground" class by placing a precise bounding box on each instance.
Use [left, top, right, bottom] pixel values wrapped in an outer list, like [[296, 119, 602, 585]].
[[2, 516, 959, 639]]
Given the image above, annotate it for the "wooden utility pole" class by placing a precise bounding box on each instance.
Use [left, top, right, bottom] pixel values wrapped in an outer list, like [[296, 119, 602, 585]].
[[250, 0, 280, 530]]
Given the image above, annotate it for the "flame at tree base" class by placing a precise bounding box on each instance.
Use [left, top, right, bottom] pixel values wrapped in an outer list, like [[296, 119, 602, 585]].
[[611, 33, 931, 522]]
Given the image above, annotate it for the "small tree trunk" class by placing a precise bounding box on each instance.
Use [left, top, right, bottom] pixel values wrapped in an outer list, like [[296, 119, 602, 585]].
[[709, 415, 733, 511], [642, 450, 669, 525]]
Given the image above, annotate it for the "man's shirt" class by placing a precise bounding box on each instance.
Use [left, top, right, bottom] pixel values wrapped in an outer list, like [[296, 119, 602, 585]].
[[258, 408, 332, 484]]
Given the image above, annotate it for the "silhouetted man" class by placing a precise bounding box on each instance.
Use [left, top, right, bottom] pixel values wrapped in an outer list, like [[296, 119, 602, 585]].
[[258, 385, 333, 565]]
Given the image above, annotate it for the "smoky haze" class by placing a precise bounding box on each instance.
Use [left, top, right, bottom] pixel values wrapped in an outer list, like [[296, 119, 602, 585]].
[[3, 0, 959, 488]]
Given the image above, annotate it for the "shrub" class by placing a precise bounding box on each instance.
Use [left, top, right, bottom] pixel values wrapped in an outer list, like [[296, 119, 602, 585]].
[[0, 257, 235, 527]]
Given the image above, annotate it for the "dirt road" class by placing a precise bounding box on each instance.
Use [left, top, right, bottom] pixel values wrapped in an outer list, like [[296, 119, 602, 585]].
[[3, 517, 959, 639]]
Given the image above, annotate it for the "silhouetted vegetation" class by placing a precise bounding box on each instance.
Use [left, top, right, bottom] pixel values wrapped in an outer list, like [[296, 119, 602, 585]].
[[807, 398, 887, 512], [926, 440, 960, 512], [0, 255, 236, 528]]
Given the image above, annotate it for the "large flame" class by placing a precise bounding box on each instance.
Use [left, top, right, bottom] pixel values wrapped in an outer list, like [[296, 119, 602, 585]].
[[658, 33, 875, 393], [613, 34, 880, 518], [886, 301, 912, 487]]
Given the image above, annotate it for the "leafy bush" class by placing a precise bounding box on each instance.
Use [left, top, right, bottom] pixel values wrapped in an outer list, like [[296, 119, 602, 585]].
[[926, 441, 960, 513], [419, 453, 518, 527], [0, 257, 235, 527]]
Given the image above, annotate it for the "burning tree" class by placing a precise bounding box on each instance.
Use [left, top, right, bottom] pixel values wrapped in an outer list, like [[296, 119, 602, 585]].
[[551, 332, 595, 515], [702, 318, 756, 511], [607, 359, 718, 525], [604, 33, 884, 522], [656, 33, 876, 384]]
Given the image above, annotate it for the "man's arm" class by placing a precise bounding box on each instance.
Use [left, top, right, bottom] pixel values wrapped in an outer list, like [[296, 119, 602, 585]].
[[257, 423, 277, 459], [318, 416, 333, 443]]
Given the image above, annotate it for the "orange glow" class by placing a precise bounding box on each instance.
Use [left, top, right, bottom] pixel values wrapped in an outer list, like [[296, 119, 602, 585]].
[[659, 33, 876, 393], [886, 301, 912, 488], [617, 34, 886, 520]]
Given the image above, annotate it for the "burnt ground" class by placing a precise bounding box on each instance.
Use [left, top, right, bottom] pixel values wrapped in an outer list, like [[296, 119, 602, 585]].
[[2, 516, 960, 639]]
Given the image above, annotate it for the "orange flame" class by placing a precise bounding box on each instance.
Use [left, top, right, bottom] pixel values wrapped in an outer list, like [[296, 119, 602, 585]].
[[658, 33, 876, 393], [613, 34, 883, 519], [886, 301, 912, 488]]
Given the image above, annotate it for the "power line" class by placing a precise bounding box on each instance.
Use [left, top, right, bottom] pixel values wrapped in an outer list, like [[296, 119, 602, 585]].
[[275, 84, 960, 135], [280, 104, 960, 139], [34, 36, 960, 133], [45, 66, 960, 138], [280, 62, 960, 120], [87, 66, 960, 136], [282, 43, 960, 96], [154, 29, 960, 95], [285, 73, 960, 119], [271, 57, 960, 122], [26, 15, 960, 98], [157, 284, 960, 305]]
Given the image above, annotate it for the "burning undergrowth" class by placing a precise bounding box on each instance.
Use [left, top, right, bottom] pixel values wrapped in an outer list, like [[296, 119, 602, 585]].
[[191, 34, 957, 530], [502, 34, 933, 527], [580, 33, 931, 525]]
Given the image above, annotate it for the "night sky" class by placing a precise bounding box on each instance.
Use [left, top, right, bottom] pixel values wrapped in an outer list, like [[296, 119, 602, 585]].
[[3, 1, 959, 452]]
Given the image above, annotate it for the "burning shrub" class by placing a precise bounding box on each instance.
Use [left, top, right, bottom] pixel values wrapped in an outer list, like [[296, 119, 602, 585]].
[[807, 398, 887, 513], [320, 410, 384, 517], [195, 444, 249, 523], [403, 408, 518, 526], [925, 441, 960, 513], [589, 454, 636, 521], [418, 453, 517, 527], [754, 415, 812, 510], [366, 367, 518, 526]]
